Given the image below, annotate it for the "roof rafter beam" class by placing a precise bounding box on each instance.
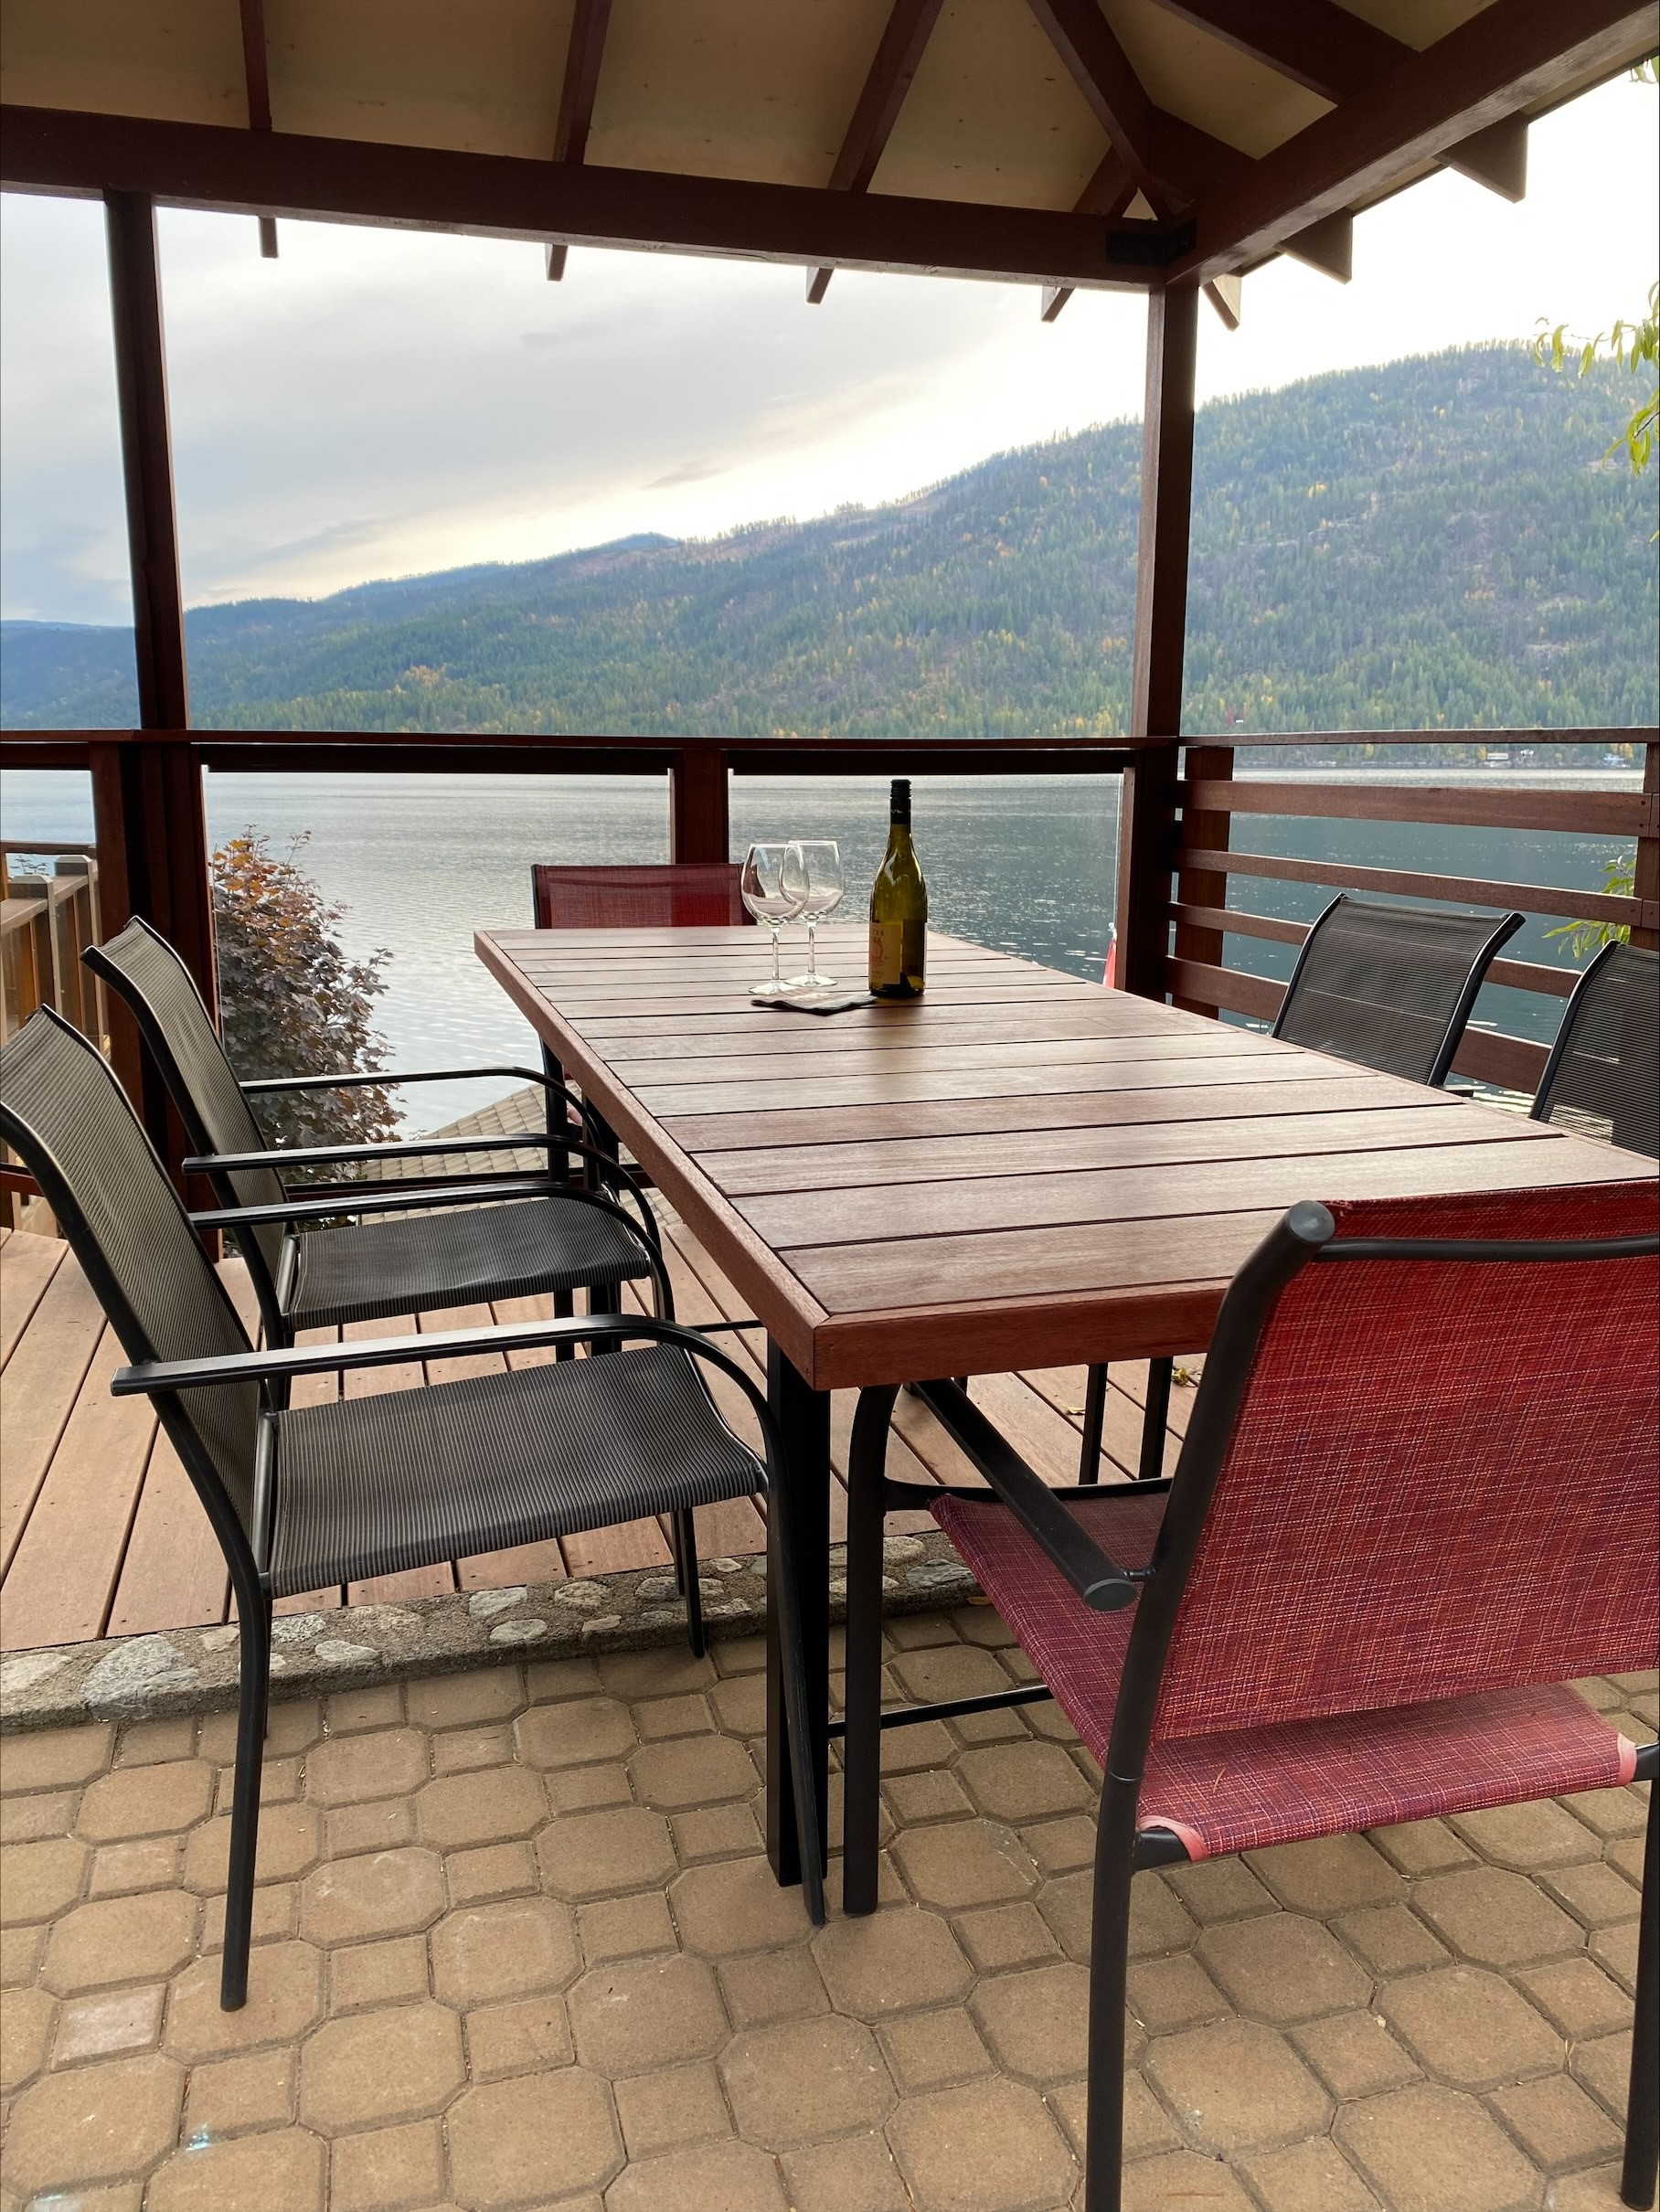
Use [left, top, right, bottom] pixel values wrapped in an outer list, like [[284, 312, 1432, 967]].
[[0, 104, 1180, 291], [1039, 144, 1134, 319], [1024, 0, 1174, 213], [1145, 0, 1409, 103], [547, 0, 613, 280], [1167, 0, 1658, 286], [809, 0, 947, 303], [236, 0, 277, 257], [1442, 112, 1528, 199]]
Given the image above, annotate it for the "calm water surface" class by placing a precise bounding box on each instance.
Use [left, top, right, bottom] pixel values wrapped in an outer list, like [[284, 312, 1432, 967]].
[[1, 766, 1638, 1129]]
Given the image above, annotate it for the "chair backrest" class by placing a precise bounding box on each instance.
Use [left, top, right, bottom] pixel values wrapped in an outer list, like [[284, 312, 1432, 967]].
[[1532, 941, 1658, 1160], [1140, 1181, 1658, 1749], [83, 918, 288, 1283], [531, 863, 750, 930], [0, 1011, 261, 1547], [1272, 893, 1524, 1086]]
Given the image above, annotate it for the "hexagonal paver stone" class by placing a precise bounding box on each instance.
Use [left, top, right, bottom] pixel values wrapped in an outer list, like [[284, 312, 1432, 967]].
[[0, 1721, 112, 1791], [887, 2075, 1079, 2212], [606, 2137, 787, 2212], [5, 2050, 185, 2194], [1413, 1866, 1584, 1967], [569, 1951, 729, 2074], [891, 1821, 1038, 1911], [1449, 1798, 1602, 1870], [1144, 2019, 1331, 2154], [1197, 1912, 1374, 2024], [1239, 2136, 1382, 2212], [76, 1759, 216, 1842], [515, 1696, 638, 1770], [669, 1856, 814, 1956], [299, 2001, 464, 2132], [954, 1741, 1092, 1824], [164, 1941, 325, 2062], [299, 1845, 447, 1945], [416, 1761, 547, 1850], [1378, 1966, 1565, 2090], [889, 1643, 1014, 1705], [1244, 1833, 1404, 1914], [183, 1802, 324, 1892], [721, 2015, 895, 2149], [146, 2127, 326, 2212], [1336, 2082, 1541, 2212], [431, 1895, 580, 2005], [629, 1733, 759, 1812], [0, 1983, 56, 2092], [537, 1804, 676, 1902], [303, 1726, 430, 1807], [1119, 2149, 1256, 2212], [0, 1834, 88, 1921], [812, 1908, 973, 2020], [448, 2068, 622, 2204], [42, 1889, 198, 1995], [968, 1961, 1091, 2084]]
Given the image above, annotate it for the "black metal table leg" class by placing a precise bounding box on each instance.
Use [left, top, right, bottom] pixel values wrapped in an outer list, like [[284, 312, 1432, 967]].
[[765, 1338, 831, 1891]]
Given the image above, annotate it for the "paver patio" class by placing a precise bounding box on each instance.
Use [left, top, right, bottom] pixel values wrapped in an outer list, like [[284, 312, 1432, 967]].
[[1, 1617, 1651, 2211]]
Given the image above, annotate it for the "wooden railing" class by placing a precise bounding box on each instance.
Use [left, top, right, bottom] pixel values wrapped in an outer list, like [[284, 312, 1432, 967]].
[[1168, 736, 1658, 1094], [1, 840, 108, 1228]]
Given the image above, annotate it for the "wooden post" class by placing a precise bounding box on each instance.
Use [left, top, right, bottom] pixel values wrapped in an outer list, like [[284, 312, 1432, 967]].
[[669, 744, 731, 864], [1113, 281, 1198, 1001], [1633, 739, 1658, 953], [104, 191, 216, 1176]]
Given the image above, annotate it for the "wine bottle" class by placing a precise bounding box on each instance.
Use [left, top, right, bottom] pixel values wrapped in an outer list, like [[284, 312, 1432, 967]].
[[868, 778, 927, 999]]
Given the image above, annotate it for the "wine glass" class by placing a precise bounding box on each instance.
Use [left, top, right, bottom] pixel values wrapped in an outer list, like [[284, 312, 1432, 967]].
[[781, 840, 844, 993], [741, 843, 798, 999]]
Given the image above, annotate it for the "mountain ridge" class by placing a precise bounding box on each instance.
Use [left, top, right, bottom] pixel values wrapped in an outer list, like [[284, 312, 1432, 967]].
[[4, 344, 1655, 743]]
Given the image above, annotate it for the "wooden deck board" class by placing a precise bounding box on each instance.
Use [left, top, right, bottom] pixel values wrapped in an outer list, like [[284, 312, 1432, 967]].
[[0, 1222, 1191, 1653]]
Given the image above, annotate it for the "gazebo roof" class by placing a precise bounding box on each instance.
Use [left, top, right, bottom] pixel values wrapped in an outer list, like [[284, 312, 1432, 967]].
[[3, 0, 1655, 297]]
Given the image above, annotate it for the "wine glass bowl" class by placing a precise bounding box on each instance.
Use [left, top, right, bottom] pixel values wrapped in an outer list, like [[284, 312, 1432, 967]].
[[741, 843, 798, 998], [781, 840, 844, 994]]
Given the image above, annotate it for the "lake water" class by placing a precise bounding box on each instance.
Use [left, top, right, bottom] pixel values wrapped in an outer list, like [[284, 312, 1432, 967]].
[[1, 766, 1639, 1130]]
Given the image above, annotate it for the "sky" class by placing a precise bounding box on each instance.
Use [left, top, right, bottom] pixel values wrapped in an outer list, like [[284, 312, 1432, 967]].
[[1, 69, 1655, 626]]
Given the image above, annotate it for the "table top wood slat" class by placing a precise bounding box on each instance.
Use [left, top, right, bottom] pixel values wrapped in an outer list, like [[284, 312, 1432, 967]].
[[478, 926, 1656, 1389]]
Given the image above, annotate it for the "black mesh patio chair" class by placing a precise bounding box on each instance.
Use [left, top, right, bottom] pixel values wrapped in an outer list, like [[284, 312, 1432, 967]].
[[84, 914, 663, 1343], [0, 1008, 825, 2011], [1075, 891, 1525, 1488], [1532, 940, 1659, 1159], [839, 1182, 1659, 2212]]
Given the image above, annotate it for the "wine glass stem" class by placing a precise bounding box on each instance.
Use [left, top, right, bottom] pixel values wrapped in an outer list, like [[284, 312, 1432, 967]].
[[805, 917, 818, 983], [771, 924, 782, 987]]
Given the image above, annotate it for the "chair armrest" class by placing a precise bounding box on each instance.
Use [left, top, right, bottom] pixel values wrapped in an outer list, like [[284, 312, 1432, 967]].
[[185, 1133, 569, 1175], [239, 1064, 606, 1145], [912, 1379, 1149, 1612], [188, 1175, 569, 1228]]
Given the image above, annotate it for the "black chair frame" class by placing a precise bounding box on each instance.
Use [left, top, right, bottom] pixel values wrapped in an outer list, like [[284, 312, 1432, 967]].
[[841, 1207, 1660, 2212], [1, 1016, 826, 2015]]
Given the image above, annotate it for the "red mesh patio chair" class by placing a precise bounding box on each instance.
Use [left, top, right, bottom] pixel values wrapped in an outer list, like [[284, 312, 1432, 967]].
[[531, 862, 750, 930], [841, 1180, 1659, 2211]]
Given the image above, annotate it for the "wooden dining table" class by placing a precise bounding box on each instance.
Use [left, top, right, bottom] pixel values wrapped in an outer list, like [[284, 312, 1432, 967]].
[[477, 920, 1654, 1892]]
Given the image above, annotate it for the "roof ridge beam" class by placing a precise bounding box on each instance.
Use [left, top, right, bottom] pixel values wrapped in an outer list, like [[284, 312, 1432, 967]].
[[236, 0, 277, 257], [808, 0, 947, 303], [1167, 0, 1657, 285], [547, 0, 613, 280]]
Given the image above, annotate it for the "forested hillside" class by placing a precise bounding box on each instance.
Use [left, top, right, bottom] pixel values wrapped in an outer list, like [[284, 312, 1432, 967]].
[[5, 345, 1655, 740]]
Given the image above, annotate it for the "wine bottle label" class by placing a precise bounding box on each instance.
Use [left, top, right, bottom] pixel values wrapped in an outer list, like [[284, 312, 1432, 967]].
[[869, 920, 905, 989]]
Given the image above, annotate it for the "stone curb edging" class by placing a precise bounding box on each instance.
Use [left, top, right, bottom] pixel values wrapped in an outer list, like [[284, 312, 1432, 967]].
[[0, 1531, 981, 1733]]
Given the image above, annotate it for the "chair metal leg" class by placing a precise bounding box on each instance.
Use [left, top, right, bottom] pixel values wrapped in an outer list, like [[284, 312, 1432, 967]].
[[1622, 1779, 1659, 2208], [1084, 1775, 1141, 2212], [676, 1508, 707, 1659], [552, 1286, 575, 1360], [1079, 1363, 1108, 1485], [844, 1384, 899, 1916], [1137, 1357, 1174, 1484], [220, 1583, 271, 2011]]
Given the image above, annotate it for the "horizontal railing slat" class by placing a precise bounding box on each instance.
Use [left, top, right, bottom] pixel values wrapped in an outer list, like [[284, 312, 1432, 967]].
[[1180, 846, 1654, 931], [1182, 778, 1644, 836], [1168, 905, 1580, 997]]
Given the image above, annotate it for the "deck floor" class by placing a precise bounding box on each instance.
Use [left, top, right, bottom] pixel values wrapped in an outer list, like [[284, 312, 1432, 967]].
[[0, 1217, 1192, 1654]]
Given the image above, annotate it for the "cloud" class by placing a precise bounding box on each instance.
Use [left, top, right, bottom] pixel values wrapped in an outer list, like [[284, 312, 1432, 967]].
[[645, 457, 725, 488]]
